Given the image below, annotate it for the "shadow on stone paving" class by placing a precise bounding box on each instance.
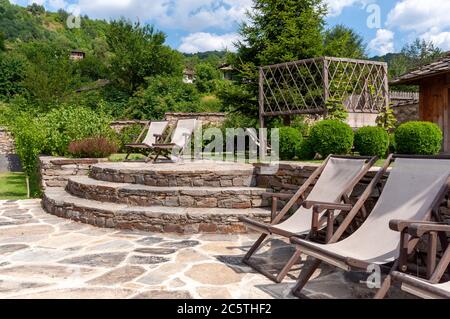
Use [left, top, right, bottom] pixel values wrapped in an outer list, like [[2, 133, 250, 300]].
[[216, 239, 304, 278]]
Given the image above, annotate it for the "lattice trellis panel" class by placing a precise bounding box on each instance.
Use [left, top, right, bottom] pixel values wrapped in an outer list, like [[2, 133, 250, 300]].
[[259, 57, 389, 117]]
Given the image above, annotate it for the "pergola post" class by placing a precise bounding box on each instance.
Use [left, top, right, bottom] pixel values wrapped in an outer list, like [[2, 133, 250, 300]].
[[383, 63, 390, 109], [323, 57, 330, 119], [259, 67, 267, 158]]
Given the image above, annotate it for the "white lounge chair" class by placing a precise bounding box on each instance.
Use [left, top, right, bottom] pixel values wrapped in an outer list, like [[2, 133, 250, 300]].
[[125, 121, 169, 162], [152, 119, 198, 163]]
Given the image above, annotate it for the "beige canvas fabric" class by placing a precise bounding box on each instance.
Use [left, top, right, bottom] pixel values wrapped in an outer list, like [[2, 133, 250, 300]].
[[142, 121, 169, 146], [246, 128, 261, 147], [299, 158, 450, 265], [171, 119, 198, 148], [274, 157, 368, 235]]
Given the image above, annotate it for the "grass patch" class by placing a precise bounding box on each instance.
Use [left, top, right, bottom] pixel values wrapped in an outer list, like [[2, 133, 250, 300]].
[[109, 153, 146, 162], [0, 173, 28, 200]]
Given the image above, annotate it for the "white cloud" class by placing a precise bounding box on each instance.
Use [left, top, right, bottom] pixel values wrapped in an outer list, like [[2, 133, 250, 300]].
[[387, 0, 450, 34], [178, 32, 241, 53], [30, 0, 253, 33], [386, 0, 450, 50], [368, 29, 395, 55], [324, 0, 370, 17], [421, 30, 450, 51]]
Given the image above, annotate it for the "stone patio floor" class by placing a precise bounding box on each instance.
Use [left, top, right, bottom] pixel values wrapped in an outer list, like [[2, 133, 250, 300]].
[[0, 199, 411, 299]]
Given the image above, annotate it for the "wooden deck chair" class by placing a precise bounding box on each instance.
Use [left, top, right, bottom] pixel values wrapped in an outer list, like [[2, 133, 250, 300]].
[[245, 128, 272, 153], [152, 119, 198, 163], [390, 222, 450, 299], [239, 155, 377, 283], [124, 121, 169, 162], [290, 155, 450, 299]]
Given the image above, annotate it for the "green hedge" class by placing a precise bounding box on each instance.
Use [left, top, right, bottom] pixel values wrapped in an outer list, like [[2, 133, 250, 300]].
[[278, 127, 302, 160], [309, 120, 354, 157], [354, 126, 389, 158], [394, 122, 443, 155]]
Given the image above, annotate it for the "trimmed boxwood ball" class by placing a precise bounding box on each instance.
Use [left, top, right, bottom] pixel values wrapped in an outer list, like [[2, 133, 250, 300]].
[[278, 127, 302, 160], [354, 126, 389, 158], [394, 121, 443, 155], [297, 137, 315, 160], [309, 120, 354, 157]]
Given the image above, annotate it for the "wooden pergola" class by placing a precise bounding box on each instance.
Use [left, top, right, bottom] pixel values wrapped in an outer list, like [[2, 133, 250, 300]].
[[258, 56, 390, 129]]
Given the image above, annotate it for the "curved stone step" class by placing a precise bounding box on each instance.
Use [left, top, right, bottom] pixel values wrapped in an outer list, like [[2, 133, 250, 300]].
[[42, 189, 271, 234], [90, 161, 257, 187], [67, 176, 271, 209]]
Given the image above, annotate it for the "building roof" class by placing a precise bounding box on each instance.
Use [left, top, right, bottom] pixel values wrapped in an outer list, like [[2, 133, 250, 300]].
[[71, 50, 85, 54], [218, 64, 235, 71], [390, 52, 450, 85], [183, 69, 195, 76]]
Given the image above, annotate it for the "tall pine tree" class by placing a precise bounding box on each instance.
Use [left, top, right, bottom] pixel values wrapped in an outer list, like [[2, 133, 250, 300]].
[[225, 0, 326, 118]]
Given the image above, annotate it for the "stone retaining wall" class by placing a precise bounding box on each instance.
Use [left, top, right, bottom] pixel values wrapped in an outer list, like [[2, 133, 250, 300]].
[[0, 127, 15, 155], [39, 157, 108, 189], [393, 102, 420, 125], [164, 112, 226, 127]]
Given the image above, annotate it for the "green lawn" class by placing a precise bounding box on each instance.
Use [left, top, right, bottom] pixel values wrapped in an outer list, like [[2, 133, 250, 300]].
[[0, 173, 28, 200]]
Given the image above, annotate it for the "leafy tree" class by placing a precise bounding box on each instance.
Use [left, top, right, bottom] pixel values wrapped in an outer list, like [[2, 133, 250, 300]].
[[18, 41, 81, 109], [226, 0, 326, 118], [26, 3, 45, 16], [324, 25, 366, 58], [0, 52, 26, 100], [0, 31, 5, 51], [390, 39, 443, 80], [106, 19, 183, 95], [125, 76, 201, 120], [194, 62, 221, 93], [238, 0, 326, 66]]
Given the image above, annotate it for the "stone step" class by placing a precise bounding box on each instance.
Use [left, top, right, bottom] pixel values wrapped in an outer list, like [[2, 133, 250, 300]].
[[67, 176, 271, 209], [42, 189, 271, 234], [90, 161, 257, 187]]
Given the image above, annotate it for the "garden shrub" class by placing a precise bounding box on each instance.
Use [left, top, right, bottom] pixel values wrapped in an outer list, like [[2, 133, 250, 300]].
[[7, 113, 45, 197], [388, 133, 396, 154], [297, 138, 315, 160], [309, 120, 354, 157], [354, 126, 389, 158], [394, 121, 443, 155], [68, 137, 119, 158], [39, 106, 116, 156], [278, 127, 302, 160], [118, 124, 145, 152]]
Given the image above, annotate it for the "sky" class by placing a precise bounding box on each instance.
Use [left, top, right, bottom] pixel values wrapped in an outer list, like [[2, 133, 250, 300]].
[[9, 0, 450, 57]]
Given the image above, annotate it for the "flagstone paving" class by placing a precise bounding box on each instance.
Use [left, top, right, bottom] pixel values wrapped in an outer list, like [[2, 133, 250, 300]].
[[0, 199, 413, 299]]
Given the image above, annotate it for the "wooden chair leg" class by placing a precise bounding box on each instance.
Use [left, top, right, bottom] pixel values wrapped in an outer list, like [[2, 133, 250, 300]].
[[374, 261, 398, 299], [243, 234, 269, 262], [292, 259, 322, 298], [275, 249, 303, 283]]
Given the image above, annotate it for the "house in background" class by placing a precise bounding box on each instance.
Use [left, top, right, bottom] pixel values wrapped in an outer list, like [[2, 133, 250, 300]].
[[391, 53, 450, 152], [218, 64, 236, 81], [183, 69, 195, 84], [70, 50, 85, 61]]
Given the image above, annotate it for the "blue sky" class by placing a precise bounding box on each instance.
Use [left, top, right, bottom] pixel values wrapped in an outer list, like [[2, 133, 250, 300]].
[[10, 0, 450, 57]]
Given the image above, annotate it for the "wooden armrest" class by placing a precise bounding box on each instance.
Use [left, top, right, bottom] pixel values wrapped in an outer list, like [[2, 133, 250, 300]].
[[303, 201, 353, 211], [153, 143, 176, 147], [389, 220, 445, 233], [408, 223, 450, 238]]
